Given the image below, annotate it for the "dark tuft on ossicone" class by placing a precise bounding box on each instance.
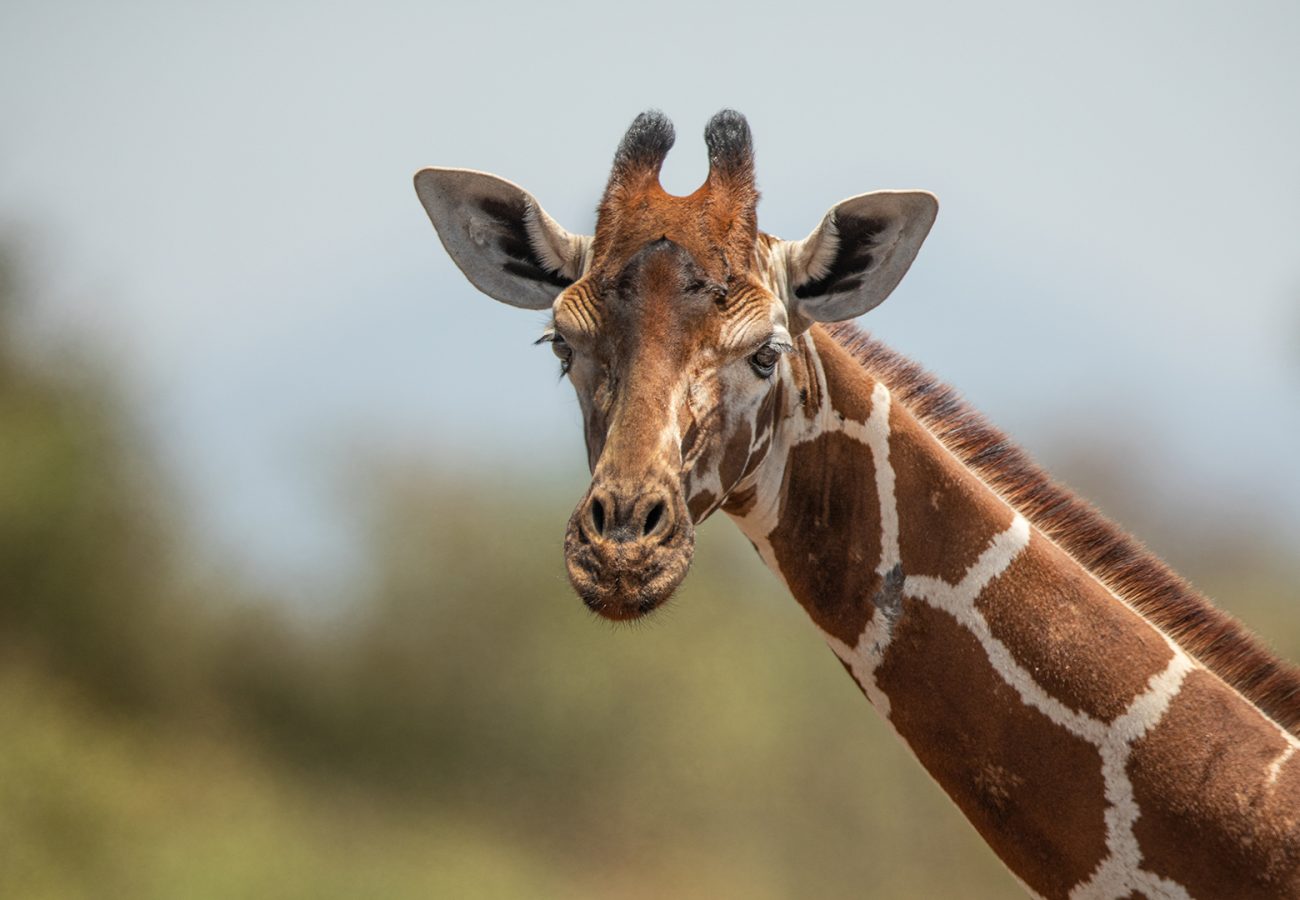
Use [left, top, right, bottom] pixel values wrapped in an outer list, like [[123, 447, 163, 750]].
[[614, 109, 676, 172], [704, 109, 753, 172]]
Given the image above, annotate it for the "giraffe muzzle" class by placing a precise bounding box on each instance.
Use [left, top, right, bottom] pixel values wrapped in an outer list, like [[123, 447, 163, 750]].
[[563, 480, 695, 620]]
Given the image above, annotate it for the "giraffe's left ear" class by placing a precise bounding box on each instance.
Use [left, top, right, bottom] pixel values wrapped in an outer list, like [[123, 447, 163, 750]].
[[780, 191, 938, 327], [414, 167, 591, 310]]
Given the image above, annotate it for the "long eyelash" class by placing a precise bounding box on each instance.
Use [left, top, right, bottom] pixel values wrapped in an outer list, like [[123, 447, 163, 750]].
[[534, 330, 571, 378]]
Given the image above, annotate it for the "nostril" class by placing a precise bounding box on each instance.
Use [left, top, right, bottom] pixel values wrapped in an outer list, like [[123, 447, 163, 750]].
[[591, 497, 606, 536], [642, 500, 666, 537]]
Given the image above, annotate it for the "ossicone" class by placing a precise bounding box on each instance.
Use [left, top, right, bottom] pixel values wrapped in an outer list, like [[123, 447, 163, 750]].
[[704, 109, 754, 185], [608, 109, 676, 188]]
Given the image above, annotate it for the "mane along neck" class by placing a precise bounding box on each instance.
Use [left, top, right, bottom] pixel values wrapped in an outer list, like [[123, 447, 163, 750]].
[[822, 321, 1300, 738]]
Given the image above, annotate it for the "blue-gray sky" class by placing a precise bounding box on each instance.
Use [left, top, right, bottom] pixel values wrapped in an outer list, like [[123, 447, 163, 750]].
[[2, 0, 1297, 593]]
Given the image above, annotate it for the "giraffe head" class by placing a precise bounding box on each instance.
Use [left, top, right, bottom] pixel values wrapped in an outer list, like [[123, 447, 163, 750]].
[[415, 110, 936, 619]]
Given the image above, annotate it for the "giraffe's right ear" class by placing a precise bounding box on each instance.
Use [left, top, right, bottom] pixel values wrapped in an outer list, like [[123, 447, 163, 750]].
[[414, 167, 591, 310]]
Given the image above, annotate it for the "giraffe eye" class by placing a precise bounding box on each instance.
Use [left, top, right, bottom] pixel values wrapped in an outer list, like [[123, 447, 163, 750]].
[[749, 343, 780, 378], [535, 330, 574, 375], [550, 334, 573, 374]]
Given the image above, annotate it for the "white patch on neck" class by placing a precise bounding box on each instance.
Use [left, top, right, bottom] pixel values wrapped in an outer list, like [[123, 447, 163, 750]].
[[1266, 742, 1297, 788]]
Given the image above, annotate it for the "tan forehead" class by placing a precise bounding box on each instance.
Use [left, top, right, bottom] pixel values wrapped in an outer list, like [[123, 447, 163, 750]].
[[592, 183, 750, 277]]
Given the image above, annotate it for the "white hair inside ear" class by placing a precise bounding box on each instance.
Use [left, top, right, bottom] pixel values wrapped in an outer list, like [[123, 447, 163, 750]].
[[523, 198, 591, 282], [414, 167, 592, 310], [779, 190, 938, 326]]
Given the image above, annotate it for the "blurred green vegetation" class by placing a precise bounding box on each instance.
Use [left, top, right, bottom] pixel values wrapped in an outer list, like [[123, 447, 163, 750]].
[[1, 245, 1297, 898]]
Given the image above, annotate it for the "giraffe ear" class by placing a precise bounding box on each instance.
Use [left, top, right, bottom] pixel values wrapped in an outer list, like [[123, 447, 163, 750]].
[[781, 191, 938, 326], [414, 167, 591, 310]]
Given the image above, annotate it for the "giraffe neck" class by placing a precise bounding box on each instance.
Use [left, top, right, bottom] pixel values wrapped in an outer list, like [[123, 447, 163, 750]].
[[726, 326, 1300, 899]]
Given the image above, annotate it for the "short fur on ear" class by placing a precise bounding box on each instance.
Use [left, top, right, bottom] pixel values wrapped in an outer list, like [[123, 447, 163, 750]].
[[780, 191, 938, 325], [414, 167, 591, 310]]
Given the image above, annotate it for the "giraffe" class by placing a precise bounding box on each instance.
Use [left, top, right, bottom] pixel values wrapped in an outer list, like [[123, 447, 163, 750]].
[[414, 110, 1300, 898]]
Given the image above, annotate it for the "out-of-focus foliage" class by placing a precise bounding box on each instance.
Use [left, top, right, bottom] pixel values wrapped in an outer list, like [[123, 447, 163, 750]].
[[1, 246, 1297, 898], [0, 246, 209, 712]]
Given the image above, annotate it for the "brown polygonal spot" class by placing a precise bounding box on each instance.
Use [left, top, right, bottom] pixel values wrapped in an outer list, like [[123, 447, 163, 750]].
[[769, 432, 882, 645], [718, 419, 752, 492], [1130, 669, 1300, 896], [687, 490, 716, 522], [721, 483, 757, 518], [753, 376, 783, 441], [977, 534, 1174, 723], [891, 408, 1015, 585], [876, 602, 1109, 899]]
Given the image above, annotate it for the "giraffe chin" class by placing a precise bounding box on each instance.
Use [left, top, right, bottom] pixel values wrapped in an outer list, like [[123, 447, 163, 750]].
[[563, 510, 695, 621]]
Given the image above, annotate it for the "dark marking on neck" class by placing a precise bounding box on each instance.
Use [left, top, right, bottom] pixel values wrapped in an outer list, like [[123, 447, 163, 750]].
[[874, 563, 905, 629]]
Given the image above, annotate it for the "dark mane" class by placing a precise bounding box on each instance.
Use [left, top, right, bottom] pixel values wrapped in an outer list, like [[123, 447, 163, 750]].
[[825, 321, 1300, 736]]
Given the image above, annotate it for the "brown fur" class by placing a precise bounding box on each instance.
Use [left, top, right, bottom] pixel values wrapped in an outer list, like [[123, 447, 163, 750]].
[[591, 110, 758, 284], [769, 431, 883, 646], [877, 600, 1111, 898], [824, 321, 1300, 736], [1129, 669, 1300, 894]]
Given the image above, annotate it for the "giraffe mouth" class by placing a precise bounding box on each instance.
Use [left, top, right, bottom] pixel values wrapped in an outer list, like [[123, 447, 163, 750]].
[[563, 490, 695, 620]]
